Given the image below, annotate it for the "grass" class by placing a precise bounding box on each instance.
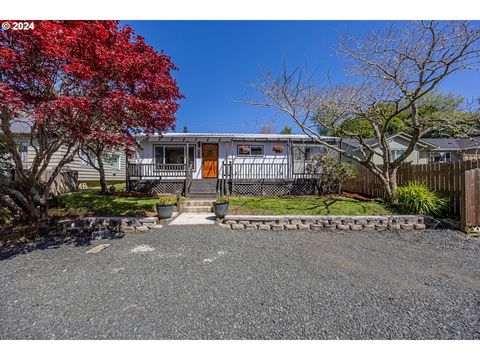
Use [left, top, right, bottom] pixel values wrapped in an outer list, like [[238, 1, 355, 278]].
[[228, 196, 391, 216], [53, 189, 177, 217]]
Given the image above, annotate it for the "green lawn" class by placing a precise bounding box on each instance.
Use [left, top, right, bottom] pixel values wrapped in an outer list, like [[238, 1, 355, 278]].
[[228, 196, 391, 216], [54, 190, 177, 217]]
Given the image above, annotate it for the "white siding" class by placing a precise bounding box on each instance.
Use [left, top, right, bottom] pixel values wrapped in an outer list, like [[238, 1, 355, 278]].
[[136, 139, 330, 179]]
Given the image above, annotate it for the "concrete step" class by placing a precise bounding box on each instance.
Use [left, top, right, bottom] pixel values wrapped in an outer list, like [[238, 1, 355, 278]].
[[188, 192, 217, 198], [191, 179, 217, 184], [182, 205, 214, 213], [190, 185, 217, 190], [185, 200, 214, 206]]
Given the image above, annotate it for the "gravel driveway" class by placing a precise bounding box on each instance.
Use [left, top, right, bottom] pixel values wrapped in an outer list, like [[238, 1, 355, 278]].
[[1, 226, 480, 339]]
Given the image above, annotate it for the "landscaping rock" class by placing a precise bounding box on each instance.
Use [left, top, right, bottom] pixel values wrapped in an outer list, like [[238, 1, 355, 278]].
[[220, 215, 432, 232]]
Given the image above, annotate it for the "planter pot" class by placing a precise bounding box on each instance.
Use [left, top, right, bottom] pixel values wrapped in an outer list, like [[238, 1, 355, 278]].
[[213, 201, 229, 219], [156, 204, 174, 219]]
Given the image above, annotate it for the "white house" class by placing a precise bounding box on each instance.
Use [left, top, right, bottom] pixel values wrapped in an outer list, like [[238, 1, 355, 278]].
[[128, 133, 339, 196]]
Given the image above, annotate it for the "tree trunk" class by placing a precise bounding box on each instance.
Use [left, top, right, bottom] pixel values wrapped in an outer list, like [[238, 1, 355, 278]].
[[381, 167, 398, 203], [96, 153, 109, 193]]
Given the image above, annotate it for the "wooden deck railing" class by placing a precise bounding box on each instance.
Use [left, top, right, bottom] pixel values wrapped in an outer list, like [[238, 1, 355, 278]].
[[222, 161, 321, 181], [127, 163, 187, 179]]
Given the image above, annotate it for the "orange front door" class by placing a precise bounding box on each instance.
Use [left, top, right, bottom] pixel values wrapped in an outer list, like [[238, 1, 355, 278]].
[[202, 143, 218, 178]]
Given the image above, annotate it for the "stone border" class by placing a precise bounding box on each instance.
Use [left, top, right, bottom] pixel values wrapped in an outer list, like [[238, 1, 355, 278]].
[[56, 215, 170, 240], [217, 215, 431, 231]]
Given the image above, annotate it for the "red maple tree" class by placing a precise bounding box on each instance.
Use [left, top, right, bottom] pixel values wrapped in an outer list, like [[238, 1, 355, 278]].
[[0, 21, 182, 219]]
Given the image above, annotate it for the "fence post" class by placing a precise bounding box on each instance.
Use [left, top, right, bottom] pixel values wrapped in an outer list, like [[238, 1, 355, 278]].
[[176, 191, 182, 214]]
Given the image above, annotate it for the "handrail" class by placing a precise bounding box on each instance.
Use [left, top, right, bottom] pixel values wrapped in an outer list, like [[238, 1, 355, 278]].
[[127, 162, 322, 181], [227, 162, 320, 180], [127, 163, 187, 179]]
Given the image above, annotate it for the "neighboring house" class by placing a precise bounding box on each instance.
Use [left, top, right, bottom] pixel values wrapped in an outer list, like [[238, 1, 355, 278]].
[[340, 132, 480, 165], [7, 119, 126, 185], [128, 133, 339, 196]]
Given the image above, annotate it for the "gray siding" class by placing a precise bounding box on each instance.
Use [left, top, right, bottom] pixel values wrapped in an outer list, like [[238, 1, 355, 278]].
[[18, 141, 126, 182]]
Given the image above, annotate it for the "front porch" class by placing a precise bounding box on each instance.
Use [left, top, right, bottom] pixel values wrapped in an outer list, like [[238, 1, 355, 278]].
[[126, 162, 322, 196]]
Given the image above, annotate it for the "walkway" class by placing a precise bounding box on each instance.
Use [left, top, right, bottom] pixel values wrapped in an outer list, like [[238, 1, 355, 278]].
[[169, 212, 216, 225]]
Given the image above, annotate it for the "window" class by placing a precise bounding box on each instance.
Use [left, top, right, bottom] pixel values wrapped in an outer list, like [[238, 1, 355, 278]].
[[389, 149, 405, 161], [111, 154, 120, 171], [293, 146, 313, 173], [429, 152, 451, 163], [237, 145, 264, 156], [154, 145, 195, 170], [20, 145, 28, 163], [80, 150, 96, 167]]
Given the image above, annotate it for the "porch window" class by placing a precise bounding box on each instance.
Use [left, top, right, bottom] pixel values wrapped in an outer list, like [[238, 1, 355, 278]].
[[237, 145, 264, 156], [154, 145, 195, 170]]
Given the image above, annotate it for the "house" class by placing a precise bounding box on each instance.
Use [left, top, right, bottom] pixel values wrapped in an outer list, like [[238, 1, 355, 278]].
[[127, 133, 339, 197], [6, 119, 126, 187], [340, 132, 480, 165]]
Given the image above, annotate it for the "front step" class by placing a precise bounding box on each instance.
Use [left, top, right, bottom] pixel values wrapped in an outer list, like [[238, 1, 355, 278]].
[[189, 179, 218, 194], [185, 200, 214, 206], [182, 205, 213, 213], [188, 192, 217, 199], [182, 198, 215, 213]]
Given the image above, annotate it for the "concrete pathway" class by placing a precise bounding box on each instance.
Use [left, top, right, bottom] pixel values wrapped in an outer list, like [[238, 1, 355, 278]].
[[169, 212, 216, 225]]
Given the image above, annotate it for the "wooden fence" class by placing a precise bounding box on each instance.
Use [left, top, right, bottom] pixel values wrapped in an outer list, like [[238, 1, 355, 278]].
[[343, 160, 480, 232]]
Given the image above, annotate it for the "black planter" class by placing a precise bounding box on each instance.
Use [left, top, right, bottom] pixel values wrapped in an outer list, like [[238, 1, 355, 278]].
[[156, 204, 174, 219], [213, 201, 229, 219]]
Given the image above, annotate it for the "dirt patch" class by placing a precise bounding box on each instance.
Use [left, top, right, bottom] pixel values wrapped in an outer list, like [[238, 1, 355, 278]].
[[107, 191, 163, 198], [340, 191, 376, 202]]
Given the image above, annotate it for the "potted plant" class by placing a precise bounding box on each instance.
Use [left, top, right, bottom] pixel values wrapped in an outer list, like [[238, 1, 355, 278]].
[[272, 145, 284, 154], [238, 145, 250, 155], [213, 195, 229, 219], [156, 195, 176, 219]]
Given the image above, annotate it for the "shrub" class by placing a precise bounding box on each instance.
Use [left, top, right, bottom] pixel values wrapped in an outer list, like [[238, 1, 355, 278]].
[[306, 154, 358, 194], [157, 195, 177, 205], [394, 181, 448, 215]]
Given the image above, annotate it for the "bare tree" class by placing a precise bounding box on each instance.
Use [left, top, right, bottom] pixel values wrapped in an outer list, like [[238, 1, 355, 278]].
[[259, 121, 276, 134], [247, 21, 480, 200]]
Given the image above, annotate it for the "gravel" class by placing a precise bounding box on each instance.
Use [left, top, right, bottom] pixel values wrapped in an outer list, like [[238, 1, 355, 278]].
[[1, 225, 480, 339]]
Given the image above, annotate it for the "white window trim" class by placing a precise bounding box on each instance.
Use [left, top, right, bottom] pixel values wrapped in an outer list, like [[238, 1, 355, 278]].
[[237, 144, 264, 157], [154, 144, 196, 170], [111, 154, 121, 171], [389, 149, 405, 161]]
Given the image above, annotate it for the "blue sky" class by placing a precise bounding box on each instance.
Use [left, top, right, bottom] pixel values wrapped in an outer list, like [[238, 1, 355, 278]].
[[124, 21, 480, 134]]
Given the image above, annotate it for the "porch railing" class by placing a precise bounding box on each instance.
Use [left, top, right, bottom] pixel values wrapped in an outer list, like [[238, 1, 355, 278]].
[[127, 163, 187, 179], [222, 161, 321, 181]]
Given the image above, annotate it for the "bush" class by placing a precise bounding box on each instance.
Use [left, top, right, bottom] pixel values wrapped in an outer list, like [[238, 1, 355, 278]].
[[306, 154, 358, 194], [394, 181, 448, 215]]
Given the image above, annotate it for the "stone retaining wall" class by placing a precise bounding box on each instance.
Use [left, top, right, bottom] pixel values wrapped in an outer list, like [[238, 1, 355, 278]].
[[218, 215, 431, 231], [56, 216, 162, 240]]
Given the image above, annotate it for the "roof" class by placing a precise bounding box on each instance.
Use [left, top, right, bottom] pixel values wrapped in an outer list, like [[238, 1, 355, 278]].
[[135, 132, 339, 143], [341, 132, 434, 149], [423, 138, 480, 150], [341, 132, 480, 151], [5, 118, 33, 134]]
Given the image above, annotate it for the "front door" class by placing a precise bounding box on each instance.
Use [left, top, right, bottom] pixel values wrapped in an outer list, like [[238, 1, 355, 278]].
[[202, 143, 218, 178]]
